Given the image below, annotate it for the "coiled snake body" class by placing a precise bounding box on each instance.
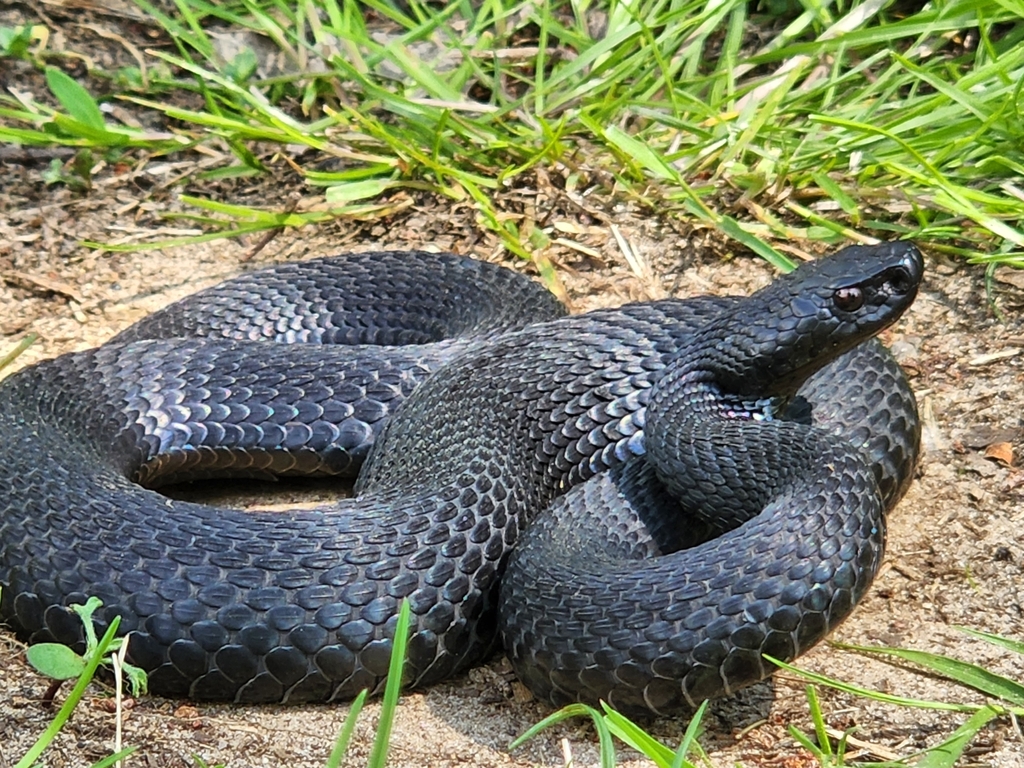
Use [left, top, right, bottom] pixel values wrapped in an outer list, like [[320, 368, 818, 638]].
[[0, 244, 922, 715]]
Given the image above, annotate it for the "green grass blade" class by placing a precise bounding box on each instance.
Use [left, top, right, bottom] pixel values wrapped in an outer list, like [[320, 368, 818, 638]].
[[785, 684, 838, 763], [48, 114, 129, 145], [833, 642, 1024, 706], [600, 704, 675, 767], [510, 703, 616, 768], [90, 747, 139, 768], [0, 126, 71, 145], [594, 120, 793, 271], [956, 627, 1024, 656], [715, 217, 796, 272], [670, 699, 709, 768], [45, 66, 105, 130], [366, 599, 412, 768], [805, 684, 832, 758], [915, 706, 1003, 768], [766, 656, 983, 712], [325, 689, 368, 768], [324, 179, 402, 204], [787, 723, 827, 762], [82, 223, 272, 252]]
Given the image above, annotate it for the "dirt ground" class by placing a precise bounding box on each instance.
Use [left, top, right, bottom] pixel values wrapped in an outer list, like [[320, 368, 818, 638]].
[[2, 5, 1024, 768]]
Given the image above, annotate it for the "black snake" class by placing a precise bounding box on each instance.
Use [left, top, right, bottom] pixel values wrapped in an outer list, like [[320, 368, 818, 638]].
[[0, 243, 922, 715]]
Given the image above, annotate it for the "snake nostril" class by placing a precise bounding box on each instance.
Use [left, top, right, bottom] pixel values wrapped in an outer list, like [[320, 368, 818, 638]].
[[884, 268, 917, 296], [889, 268, 913, 295]]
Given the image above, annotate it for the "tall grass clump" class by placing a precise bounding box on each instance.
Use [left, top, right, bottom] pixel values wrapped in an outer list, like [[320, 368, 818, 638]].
[[1, 0, 1022, 267]]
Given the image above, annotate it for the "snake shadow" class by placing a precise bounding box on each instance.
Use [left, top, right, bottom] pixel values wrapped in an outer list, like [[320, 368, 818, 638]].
[[415, 649, 781, 761]]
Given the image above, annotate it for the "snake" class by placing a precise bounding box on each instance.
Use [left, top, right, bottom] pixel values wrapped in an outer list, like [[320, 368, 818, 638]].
[[0, 242, 923, 716]]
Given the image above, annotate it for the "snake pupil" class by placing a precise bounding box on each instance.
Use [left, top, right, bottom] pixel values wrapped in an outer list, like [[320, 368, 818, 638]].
[[833, 286, 865, 311]]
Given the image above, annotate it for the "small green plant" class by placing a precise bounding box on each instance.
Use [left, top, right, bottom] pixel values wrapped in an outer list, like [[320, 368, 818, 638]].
[[13, 594, 415, 768], [11, 592, 140, 768], [41, 148, 95, 192], [24, 596, 148, 698], [0, 24, 35, 59], [511, 698, 710, 767], [774, 628, 1024, 767]]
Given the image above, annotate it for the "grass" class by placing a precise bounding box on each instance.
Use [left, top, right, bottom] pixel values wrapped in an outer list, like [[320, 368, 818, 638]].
[[772, 628, 1024, 767], [13, 600, 137, 768], [12, 588, 1023, 767], [510, 699, 711, 768], [7, 593, 715, 767], [13, 598, 414, 768], [2, 0, 1024, 277]]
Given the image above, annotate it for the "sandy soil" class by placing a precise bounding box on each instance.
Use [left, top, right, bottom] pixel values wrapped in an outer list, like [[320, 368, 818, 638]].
[[2, 5, 1023, 768]]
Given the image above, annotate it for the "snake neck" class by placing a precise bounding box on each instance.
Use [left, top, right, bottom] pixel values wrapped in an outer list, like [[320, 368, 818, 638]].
[[642, 298, 864, 528], [644, 356, 883, 535]]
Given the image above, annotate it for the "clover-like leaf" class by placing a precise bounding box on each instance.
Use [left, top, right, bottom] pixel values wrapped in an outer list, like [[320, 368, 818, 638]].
[[25, 643, 87, 681]]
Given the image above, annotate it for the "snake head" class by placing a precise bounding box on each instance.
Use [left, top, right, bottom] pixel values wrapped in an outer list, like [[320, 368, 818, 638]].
[[704, 240, 924, 400]]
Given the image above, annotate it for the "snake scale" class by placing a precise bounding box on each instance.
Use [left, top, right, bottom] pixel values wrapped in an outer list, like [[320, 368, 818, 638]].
[[0, 242, 922, 715]]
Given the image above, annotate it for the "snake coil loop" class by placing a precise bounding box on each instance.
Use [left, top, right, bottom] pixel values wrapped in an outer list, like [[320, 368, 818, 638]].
[[0, 244, 922, 714]]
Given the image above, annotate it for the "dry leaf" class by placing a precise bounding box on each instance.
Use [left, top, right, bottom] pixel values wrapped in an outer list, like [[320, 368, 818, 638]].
[[984, 441, 1014, 467], [2, 271, 84, 302], [967, 348, 1020, 366], [174, 704, 200, 719]]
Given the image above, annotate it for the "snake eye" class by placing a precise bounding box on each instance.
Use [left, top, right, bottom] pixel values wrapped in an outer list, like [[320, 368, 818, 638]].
[[833, 286, 864, 312]]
